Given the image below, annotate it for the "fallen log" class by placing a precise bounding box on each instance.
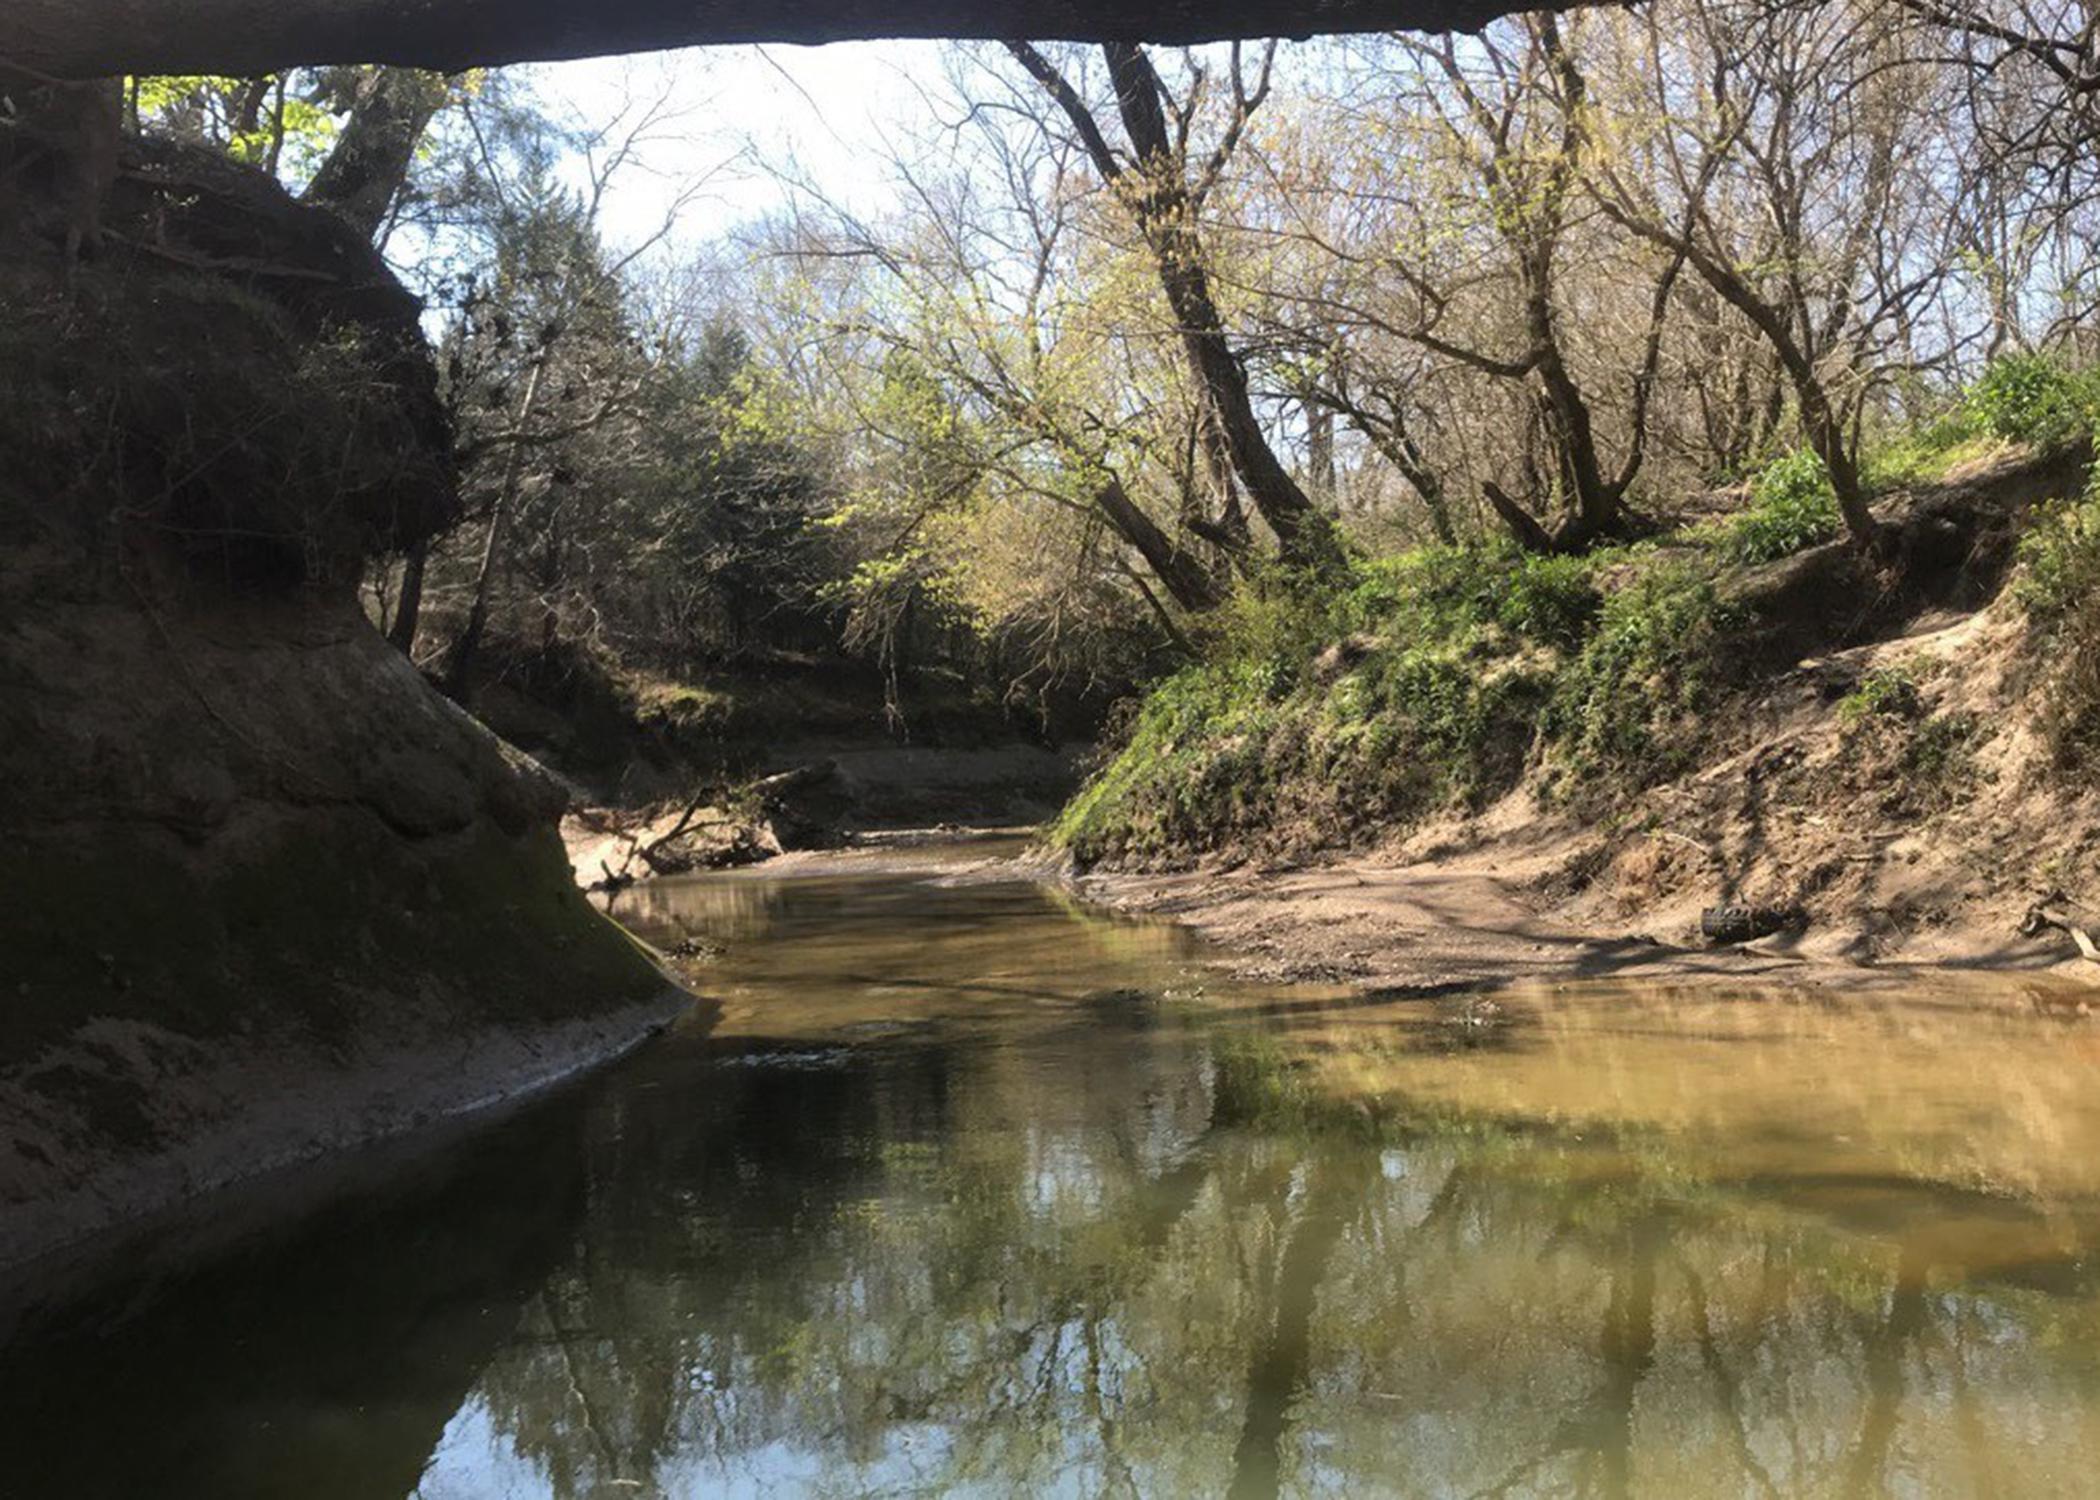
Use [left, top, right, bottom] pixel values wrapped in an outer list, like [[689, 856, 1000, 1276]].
[[750, 760, 839, 804], [1701, 904, 1808, 945], [2020, 903, 2100, 964]]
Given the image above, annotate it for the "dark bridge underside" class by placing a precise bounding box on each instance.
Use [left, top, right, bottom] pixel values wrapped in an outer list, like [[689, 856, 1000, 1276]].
[[11, 0, 1539, 80]]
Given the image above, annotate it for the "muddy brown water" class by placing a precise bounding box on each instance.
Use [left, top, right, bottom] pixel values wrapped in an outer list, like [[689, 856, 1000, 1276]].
[[5, 852, 2100, 1497]]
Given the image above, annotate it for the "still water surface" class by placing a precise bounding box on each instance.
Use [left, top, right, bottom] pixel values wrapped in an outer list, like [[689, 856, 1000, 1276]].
[[7, 857, 2100, 1498]]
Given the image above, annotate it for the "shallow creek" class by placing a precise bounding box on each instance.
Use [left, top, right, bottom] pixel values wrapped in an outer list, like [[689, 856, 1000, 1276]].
[[7, 853, 2100, 1497]]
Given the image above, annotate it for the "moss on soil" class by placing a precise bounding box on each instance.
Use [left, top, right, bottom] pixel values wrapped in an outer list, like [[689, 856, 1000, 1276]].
[[0, 817, 663, 1071]]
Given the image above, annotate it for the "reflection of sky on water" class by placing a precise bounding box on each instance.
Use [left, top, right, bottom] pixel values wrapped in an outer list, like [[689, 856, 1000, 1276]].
[[11, 863, 2100, 1499]]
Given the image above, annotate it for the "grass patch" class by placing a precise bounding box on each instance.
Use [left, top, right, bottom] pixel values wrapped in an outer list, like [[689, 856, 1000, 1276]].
[[1838, 665, 1926, 726]]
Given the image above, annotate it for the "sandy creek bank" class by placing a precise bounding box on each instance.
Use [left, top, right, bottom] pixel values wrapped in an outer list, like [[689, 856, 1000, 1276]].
[[1067, 614, 2100, 1000], [719, 831, 2100, 1003]]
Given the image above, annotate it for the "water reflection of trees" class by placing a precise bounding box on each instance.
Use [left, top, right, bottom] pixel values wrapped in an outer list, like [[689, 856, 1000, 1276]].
[[611, 871, 1205, 1012], [0, 1095, 597, 1500], [22, 908, 2097, 1500], [422, 1016, 2100, 1500]]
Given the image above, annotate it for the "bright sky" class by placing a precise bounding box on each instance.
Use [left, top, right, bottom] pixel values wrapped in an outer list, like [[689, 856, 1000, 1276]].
[[526, 41, 960, 257]]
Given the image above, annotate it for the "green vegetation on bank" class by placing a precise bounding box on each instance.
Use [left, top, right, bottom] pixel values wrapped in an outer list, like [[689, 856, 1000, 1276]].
[[2016, 484, 2100, 769], [1055, 355, 2100, 868], [1709, 354, 2100, 567], [1052, 543, 1734, 865], [1984, 355, 2100, 768]]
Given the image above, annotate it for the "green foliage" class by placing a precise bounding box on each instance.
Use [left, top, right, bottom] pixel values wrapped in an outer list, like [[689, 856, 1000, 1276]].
[[1052, 546, 1725, 866], [1338, 546, 1602, 651], [1705, 357, 2081, 569], [1965, 353, 2100, 448], [1718, 449, 1841, 564], [1207, 570, 1339, 682], [1838, 666, 1925, 726], [1542, 565, 1739, 785], [131, 74, 344, 182], [630, 321, 840, 659], [1, 261, 450, 583], [2014, 486, 2100, 768], [1830, 660, 1985, 807], [1050, 661, 1283, 865], [1055, 349, 2100, 870], [2015, 487, 2100, 628]]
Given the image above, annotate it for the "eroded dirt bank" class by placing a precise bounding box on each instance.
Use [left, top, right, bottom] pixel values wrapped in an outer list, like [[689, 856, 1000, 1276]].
[[1043, 445, 2100, 999], [0, 138, 690, 1274], [1072, 608, 2100, 996], [0, 552, 693, 1279]]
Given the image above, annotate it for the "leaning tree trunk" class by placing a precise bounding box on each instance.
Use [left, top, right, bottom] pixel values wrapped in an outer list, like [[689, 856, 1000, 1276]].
[[1100, 43, 1345, 576], [1365, 426, 1454, 545], [1531, 347, 1622, 549], [302, 67, 449, 241], [386, 538, 428, 655], [1145, 219, 1343, 573], [443, 356, 546, 695], [1792, 373, 1879, 553], [1094, 477, 1226, 612]]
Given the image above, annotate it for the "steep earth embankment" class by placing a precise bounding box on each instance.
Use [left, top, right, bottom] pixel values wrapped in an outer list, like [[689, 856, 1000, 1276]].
[[1067, 448, 2100, 992], [0, 137, 686, 1272]]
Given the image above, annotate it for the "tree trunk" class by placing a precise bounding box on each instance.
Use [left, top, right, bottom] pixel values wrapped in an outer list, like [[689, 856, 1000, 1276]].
[[302, 67, 449, 242], [444, 356, 546, 695], [1365, 427, 1455, 545], [1522, 255, 1621, 547], [387, 538, 428, 655], [1100, 43, 1345, 576], [1304, 398, 1335, 501], [1481, 480, 1558, 555], [1188, 405, 1252, 553], [1793, 374, 1879, 552], [1094, 477, 1226, 612]]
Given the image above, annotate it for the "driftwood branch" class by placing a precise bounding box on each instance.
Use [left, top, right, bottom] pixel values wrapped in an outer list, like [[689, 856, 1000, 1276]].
[[2022, 903, 2100, 963], [589, 761, 839, 890]]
